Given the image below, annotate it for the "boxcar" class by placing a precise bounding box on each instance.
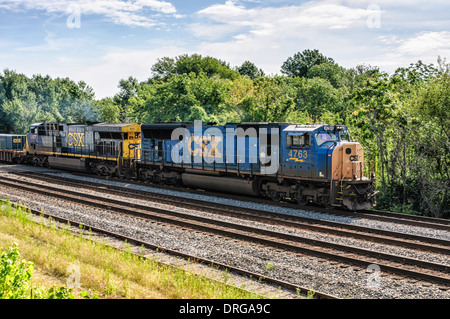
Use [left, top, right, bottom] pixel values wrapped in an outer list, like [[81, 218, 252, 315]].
[[0, 134, 26, 163]]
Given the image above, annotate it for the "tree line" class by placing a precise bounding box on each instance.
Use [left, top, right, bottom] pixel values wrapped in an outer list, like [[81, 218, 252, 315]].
[[0, 50, 448, 218]]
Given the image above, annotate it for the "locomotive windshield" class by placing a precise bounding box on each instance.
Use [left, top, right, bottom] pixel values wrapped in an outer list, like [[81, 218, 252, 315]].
[[315, 132, 338, 146], [315, 130, 351, 146]]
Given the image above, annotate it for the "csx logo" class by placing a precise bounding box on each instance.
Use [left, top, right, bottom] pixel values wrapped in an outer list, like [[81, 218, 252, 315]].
[[68, 133, 85, 147], [188, 135, 223, 158], [13, 139, 22, 143]]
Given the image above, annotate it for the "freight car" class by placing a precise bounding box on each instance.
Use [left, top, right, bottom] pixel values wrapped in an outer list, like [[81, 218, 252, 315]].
[[138, 122, 376, 210], [0, 134, 26, 163]]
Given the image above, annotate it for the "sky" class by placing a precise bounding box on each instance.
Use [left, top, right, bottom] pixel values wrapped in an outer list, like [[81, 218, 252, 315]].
[[1, 0, 449, 99]]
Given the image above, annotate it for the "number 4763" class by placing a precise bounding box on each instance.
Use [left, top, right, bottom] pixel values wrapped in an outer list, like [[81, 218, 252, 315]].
[[289, 150, 308, 159]]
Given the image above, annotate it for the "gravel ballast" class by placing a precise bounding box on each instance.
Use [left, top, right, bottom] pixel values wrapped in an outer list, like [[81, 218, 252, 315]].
[[0, 165, 449, 299]]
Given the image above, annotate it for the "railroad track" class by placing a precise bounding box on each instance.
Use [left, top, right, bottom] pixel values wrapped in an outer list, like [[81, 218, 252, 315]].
[[65, 169, 450, 231], [0, 192, 337, 299], [10, 171, 450, 255], [1, 174, 449, 289]]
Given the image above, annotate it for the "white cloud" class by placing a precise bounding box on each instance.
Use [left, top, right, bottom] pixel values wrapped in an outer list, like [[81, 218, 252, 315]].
[[1, 43, 191, 98], [399, 31, 450, 56], [193, 0, 374, 40], [0, 0, 177, 27], [192, 1, 450, 74], [188, 1, 379, 74], [370, 31, 450, 72], [76, 46, 191, 98], [3, 0, 450, 98]]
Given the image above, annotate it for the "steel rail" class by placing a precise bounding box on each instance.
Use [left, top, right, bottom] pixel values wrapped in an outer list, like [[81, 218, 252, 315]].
[[11, 171, 450, 255], [2, 199, 338, 299], [1, 177, 449, 288], [67, 169, 450, 230]]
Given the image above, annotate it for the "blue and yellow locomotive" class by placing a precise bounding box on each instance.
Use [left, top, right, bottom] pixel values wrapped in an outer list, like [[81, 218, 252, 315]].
[[25, 122, 140, 177], [138, 122, 376, 210], [0, 121, 376, 211]]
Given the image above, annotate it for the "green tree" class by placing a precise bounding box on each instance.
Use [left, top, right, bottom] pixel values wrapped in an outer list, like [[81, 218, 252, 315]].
[[113, 76, 139, 122], [237, 76, 297, 122], [341, 64, 381, 92], [29, 74, 61, 122], [150, 56, 176, 80], [0, 69, 36, 133], [54, 78, 97, 123], [225, 77, 255, 122], [0, 70, 99, 133], [236, 61, 265, 80], [348, 76, 394, 195], [2, 98, 39, 134], [129, 72, 233, 124], [281, 49, 334, 78], [307, 62, 344, 89], [412, 71, 450, 217], [151, 54, 239, 81], [94, 97, 121, 123], [293, 77, 345, 121], [415, 71, 450, 139]]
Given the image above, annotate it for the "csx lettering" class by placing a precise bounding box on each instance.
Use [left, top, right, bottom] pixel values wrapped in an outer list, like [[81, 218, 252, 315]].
[[68, 133, 85, 147], [13, 139, 22, 143], [188, 135, 223, 158]]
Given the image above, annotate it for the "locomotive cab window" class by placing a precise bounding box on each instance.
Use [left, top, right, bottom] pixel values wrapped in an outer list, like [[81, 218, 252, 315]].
[[315, 132, 338, 146], [287, 134, 310, 148]]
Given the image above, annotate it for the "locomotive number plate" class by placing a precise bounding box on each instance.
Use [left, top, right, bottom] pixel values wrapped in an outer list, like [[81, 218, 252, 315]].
[[288, 150, 308, 162]]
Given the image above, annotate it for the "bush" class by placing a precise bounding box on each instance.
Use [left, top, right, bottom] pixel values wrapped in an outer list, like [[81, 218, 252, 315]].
[[0, 243, 97, 299], [0, 243, 33, 299]]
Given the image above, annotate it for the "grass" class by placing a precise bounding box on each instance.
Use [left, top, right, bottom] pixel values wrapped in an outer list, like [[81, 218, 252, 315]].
[[0, 198, 262, 299]]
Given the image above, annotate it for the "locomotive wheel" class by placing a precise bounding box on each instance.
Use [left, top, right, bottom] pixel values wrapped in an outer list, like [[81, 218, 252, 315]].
[[95, 165, 109, 176], [154, 175, 165, 185], [321, 196, 333, 210], [295, 193, 308, 206], [174, 179, 183, 187], [32, 157, 40, 167], [268, 189, 281, 202], [350, 199, 358, 211]]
